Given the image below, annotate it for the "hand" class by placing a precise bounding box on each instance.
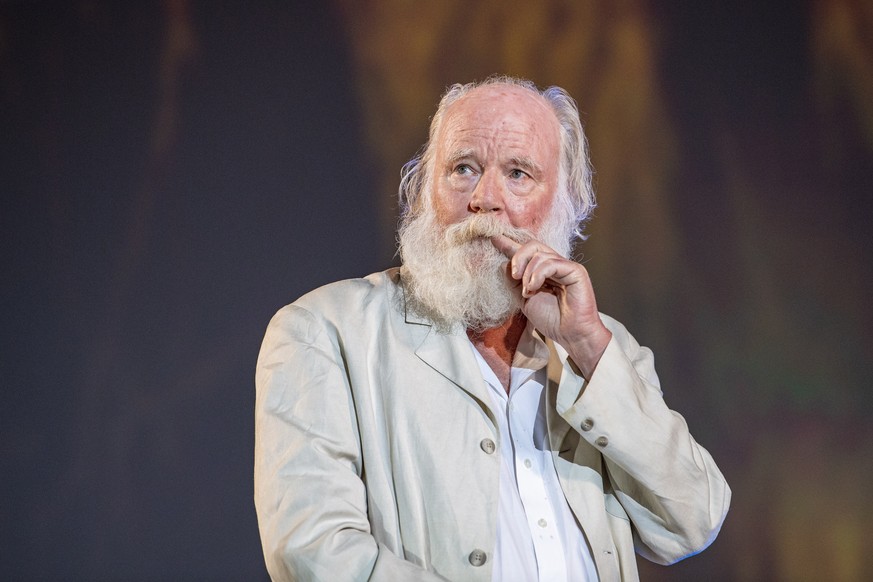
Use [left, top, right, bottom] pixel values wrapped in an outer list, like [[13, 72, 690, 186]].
[[491, 234, 612, 380]]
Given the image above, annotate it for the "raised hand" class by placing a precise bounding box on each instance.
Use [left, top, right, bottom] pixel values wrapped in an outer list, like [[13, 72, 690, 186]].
[[491, 234, 612, 380]]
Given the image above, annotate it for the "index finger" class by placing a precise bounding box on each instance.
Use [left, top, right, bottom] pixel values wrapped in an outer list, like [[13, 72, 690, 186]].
[[490, 234, 521, 259]]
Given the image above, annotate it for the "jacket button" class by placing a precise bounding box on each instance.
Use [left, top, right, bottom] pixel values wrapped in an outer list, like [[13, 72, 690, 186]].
[[468, 549, 487, 566], [595, 436, 609, 447], [480, 438, 496, 454], [581, 418, 594, 431]]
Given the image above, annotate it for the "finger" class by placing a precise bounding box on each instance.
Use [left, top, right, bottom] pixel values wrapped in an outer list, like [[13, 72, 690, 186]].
[[490, 234, 521, 260], [510, 242, 558, 289], [524, 255, 559, 296], [526, 260, 561, 295], [504, 239, 555, 281], [524, 256, 585, 296]]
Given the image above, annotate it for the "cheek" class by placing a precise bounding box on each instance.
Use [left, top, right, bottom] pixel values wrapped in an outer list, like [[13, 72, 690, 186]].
[[509, 192, 554, 230], [432, 183, 466, 224]]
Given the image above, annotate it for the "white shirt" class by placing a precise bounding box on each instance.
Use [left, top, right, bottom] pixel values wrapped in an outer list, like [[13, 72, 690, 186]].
[[470, 327, 599, 582]]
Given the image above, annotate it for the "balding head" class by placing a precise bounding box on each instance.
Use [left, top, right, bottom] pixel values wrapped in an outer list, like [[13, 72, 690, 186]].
[[399, 76, 596, 252]]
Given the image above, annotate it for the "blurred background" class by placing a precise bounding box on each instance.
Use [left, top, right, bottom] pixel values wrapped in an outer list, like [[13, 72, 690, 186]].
[[2, 1, 871, 580]]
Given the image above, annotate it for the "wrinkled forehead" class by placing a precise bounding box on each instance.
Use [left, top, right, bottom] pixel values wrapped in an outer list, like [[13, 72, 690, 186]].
[[436, 85, 562, 153]]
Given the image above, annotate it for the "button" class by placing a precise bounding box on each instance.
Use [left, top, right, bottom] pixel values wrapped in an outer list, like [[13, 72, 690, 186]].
[[524, 458, 532, 469], [581, 418, 594, 431], [595, 436, 609, 447], [480, 438, 496, 454], [469, 549, 487, 566], [537, 518, 548, 528]]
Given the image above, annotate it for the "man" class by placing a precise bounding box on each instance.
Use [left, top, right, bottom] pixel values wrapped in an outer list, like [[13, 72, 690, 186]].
[[254, 77, 730, 581]]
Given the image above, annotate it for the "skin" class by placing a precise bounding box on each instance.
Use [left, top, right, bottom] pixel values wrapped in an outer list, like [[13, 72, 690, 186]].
[[431, 84, 612, 391]]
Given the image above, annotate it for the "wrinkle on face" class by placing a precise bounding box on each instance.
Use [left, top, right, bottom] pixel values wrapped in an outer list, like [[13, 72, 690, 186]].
[[432, 85, 562, 233]]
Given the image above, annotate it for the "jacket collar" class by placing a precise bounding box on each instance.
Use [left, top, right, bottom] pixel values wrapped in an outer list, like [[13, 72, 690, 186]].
[[398, 268, 498, 426]]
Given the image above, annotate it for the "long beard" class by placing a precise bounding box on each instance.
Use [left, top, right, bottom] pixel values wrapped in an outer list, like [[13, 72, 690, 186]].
[[398, 206, 572, 332]]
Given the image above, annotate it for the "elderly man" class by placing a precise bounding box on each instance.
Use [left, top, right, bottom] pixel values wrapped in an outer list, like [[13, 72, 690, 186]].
[[254, 77, 730, 581]]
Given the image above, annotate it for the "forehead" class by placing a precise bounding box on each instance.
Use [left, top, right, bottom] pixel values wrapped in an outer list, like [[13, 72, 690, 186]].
[[436, 85, 561, 160]]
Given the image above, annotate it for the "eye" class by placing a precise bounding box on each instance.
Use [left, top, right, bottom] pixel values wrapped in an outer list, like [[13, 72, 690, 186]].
[[509, 168, 529, 180], [454, 164, 474, 176]]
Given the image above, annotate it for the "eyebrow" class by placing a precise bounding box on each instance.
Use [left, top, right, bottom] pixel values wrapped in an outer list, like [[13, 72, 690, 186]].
[[445, 148, 475, 167], [508, 156, 544, 179], [445, 150, 545, 178]]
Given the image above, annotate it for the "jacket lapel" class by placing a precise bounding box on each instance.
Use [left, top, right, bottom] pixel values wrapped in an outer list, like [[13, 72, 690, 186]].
[[544, 338, 602, 471], [544, 338, 573, 453], [401, 280, 498, 427]]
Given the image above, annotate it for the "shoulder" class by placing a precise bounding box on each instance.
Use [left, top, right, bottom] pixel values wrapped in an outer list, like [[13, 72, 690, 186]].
[[265, 268, 403, 337], [293, 267, 401, 314]]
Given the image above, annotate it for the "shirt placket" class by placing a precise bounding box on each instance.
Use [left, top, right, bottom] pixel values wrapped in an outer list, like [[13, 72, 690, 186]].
[[508, 369, 568, 582]]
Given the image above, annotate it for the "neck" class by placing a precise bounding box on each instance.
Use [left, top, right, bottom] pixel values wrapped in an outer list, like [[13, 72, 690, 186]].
[[467, 313, 527, 394]]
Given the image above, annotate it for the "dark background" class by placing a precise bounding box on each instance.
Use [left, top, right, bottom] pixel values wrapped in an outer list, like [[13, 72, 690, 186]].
[[2, 1, 871, 580]]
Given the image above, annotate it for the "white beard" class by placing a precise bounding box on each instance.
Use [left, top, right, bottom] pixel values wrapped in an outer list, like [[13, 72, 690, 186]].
[[398, 203, 573, 332]]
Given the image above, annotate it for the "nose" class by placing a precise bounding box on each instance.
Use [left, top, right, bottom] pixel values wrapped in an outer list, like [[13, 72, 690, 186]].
[[468, 170, 503, 214]]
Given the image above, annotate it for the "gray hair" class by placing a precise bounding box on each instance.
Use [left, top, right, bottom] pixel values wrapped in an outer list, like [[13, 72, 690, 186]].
[[398, 76, 596, 243]]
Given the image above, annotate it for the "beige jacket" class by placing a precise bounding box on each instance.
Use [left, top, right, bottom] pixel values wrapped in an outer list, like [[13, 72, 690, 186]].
[[254, 268, 730, 581]]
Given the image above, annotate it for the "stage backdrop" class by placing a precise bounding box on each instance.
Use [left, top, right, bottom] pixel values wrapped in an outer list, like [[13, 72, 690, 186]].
[[2, 1, 871, 580]]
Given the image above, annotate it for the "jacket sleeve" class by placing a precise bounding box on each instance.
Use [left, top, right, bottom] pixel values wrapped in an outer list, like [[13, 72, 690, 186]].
[[555, 316, 731, 565], [254, 305, 449, 581]]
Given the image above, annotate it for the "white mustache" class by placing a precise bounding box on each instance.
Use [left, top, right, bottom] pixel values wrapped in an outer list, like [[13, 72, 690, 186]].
[[444, 214, 533, 246]]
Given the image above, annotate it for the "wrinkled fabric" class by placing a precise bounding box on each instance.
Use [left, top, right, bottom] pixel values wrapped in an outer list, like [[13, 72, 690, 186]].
[[254, 268, 730, 581]]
